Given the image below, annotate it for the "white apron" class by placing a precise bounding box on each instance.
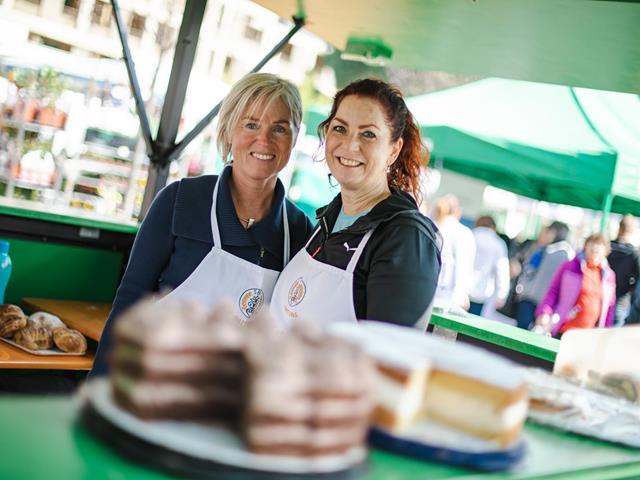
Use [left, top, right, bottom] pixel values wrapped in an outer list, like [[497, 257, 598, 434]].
[[270, 226, 375, 329], [158, 170, 290, 320]]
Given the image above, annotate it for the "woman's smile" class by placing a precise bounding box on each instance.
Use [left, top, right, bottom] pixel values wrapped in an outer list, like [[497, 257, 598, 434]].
[[337, 156, 364, 168], [251, 152, 276, 161]]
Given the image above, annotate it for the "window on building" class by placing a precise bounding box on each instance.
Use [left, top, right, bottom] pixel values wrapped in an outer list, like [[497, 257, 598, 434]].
[[217, 4, 225, 29], [243, 17, 262, 43], [91, 1, 112, 27], [280, 43, 293, 63], [223, 56, 235, 82], [63, 0, 81, 17], [28, 33, 72, 52], [156, 22, 175, 47], [129, 13, 146, 38]]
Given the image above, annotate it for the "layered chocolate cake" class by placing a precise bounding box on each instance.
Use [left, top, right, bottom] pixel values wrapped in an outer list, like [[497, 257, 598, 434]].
[[244, 321, 375, 456], [108, 298, 375, 458], [110, 298, 246, 423]]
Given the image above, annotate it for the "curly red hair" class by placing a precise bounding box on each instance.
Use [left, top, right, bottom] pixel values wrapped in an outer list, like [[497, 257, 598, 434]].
[[318, 78, 428, 204]]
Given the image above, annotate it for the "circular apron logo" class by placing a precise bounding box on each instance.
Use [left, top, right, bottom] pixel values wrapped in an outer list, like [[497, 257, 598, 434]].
[[238, 288, 265, 318], [288, 277, 306, 307]]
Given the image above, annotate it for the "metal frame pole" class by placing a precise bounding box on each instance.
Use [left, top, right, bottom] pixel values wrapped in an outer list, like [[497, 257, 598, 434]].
[[111, 0, 305, 218], [139, 0, 207, 217], [165, 15, 305, 164], [110, 0, 154, 156]]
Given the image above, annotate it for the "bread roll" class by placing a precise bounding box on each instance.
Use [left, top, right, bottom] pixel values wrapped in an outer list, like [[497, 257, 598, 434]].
[[29, 312, 65, 331], [0, 304, 28, 338], [52, 327, 87, 354], [14, 325, 53, 350]]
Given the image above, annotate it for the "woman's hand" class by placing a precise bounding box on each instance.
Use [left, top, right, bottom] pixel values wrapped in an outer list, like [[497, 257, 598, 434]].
[[532, 314, 552, 336]]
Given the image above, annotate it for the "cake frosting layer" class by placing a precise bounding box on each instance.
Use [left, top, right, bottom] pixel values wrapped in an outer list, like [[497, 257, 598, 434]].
[[329, 321, 528, 446], [114, 298, 244, 350], [113, 343, 245, 378], [331, 321, 524, 390], [112, 374, 238, 407]]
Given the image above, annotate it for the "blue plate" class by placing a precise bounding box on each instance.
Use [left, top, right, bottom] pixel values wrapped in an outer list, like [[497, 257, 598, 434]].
[[368, 427, 527, 471]]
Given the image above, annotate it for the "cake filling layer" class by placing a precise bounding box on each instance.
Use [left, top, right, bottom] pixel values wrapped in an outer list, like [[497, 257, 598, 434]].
[[112, 374, 239, 406]]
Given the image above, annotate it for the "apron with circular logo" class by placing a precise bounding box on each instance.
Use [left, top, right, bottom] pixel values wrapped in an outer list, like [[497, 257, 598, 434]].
[[270, 226, 374, 329], [158, 169, 290, 320]]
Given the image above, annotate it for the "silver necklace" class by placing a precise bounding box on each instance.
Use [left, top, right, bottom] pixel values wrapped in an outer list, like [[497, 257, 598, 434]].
[[236, 215, 256, 228]]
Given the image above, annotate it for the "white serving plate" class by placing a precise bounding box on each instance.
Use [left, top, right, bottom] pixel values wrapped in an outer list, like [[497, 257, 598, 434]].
[[83, 379, 366, 474]]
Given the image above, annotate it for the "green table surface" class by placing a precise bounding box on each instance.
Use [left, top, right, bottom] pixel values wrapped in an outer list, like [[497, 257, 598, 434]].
[[430, 313, 560, 363], [0, 197, 139, 234], [1, 396, 640, 480]]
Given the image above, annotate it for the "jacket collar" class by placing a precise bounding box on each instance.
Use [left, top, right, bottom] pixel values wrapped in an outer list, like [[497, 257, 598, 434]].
[[173, 166, 286, 258], [577, 251, 612, 278], [316, 189, 422, 233], [546, 240, 572, 255]]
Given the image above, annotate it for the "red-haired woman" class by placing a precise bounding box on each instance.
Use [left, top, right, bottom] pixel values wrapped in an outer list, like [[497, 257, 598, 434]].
[[271, 78, 442, 328]]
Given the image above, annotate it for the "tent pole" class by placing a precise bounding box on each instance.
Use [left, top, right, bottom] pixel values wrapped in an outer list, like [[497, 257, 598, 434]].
[[140, 0, 207, 219], [600, 192, 613, 233], [110, 0, 155, 157]]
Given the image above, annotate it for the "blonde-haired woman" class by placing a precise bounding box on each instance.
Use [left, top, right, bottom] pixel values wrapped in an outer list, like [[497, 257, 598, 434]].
[[92, 73, 312, 375]]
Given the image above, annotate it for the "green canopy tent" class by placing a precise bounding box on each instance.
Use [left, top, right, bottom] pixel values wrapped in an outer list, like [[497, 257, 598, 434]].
[[405, 78, 640, 225], [254, 0, 640, 95]]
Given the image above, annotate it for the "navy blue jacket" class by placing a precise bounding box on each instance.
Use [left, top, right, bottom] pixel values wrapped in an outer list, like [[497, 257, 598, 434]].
[[92, 168, 313, 375]]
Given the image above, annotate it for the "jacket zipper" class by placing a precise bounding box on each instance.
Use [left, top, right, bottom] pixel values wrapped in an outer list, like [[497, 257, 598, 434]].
[[311, 217, 330, 258], [258, 246, 265, 266]]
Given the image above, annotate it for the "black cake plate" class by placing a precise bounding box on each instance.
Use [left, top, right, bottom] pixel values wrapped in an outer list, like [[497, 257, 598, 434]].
[[79, 379, 368, 479]]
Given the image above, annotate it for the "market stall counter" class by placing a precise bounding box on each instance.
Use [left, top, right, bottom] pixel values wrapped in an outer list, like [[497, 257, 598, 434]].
[[0, 341, 93, 370], [429, 312, 559, 371], [1, 395, 639, 480], [0, 197, 137, 307]]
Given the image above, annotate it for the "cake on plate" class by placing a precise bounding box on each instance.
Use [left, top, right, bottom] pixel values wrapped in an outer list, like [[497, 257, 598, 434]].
[[330, 321, 528, 448], [244, 321, 375, 456], [108, 298, 375, 457], [110, 298, 246, 423]]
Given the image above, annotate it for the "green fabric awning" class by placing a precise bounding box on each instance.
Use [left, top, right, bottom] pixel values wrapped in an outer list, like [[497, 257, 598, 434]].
[[406, 79, 640, 215], [254, 0, 640, 95]]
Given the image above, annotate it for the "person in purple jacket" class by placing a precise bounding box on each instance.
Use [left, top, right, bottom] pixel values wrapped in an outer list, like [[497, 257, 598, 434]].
[[533, 233, 616, 337]]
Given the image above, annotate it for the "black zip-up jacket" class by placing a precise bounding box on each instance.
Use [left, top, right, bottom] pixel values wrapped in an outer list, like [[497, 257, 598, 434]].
[[309, 189, 442, 326], [608, 240, 640, 301]]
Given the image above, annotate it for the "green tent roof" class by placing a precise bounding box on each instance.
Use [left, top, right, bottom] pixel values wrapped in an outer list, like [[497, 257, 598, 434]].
[[406, 78, 640, 214], [255, 0, 640, 95]]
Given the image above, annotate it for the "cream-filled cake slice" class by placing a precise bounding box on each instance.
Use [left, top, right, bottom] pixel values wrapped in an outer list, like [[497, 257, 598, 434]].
[[367, 341, 431, 433], [330, 321, 528, 448]]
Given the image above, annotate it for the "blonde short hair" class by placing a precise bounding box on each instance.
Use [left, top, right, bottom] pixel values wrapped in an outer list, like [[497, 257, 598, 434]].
[[216, 73, 302, 162]]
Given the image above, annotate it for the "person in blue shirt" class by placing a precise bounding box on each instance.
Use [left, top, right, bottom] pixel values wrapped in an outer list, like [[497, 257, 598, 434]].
[[91, 73, 313, 376]]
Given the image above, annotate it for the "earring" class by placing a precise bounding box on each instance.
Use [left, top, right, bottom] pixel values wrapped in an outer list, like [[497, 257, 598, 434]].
[[327, 173, 339, 188]]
